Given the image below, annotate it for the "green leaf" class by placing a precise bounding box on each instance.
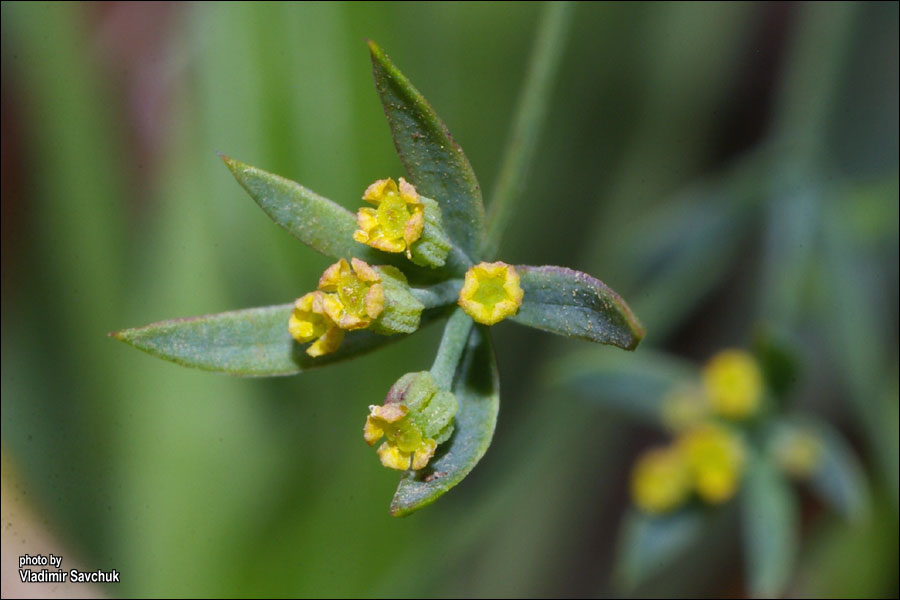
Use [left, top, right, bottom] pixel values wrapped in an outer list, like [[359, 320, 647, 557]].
[[741, 452, 798, 597], [806, 418, 869, 521], [390, 324, 499, 516], [112, 305, 448, 377], [512, 265, 644, 350], [368, 40, 485, 261], [545, 348, 696, 424], [221, 155, 450, 282], [617, 507, 705, 590]]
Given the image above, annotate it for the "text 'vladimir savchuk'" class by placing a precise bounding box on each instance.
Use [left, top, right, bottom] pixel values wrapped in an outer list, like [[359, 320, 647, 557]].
[[18, 554, 119, 583]]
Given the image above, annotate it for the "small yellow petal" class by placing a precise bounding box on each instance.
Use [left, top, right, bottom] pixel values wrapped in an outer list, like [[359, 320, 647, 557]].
[[354, 207, 379, 244], [367, 236, 406, 253], [351, 258, 381, 282], [318, 259, 347, 291], [377, 443, 411, 470], [371, 404, 408, 423], [363, 416, 385, 446], [338, 313, 369, 330], [403, 207, 425, 248], [288, 292, 328, 343], [320, 294, 344, 326], [398, 177, 419, 204], [365, 284, 385, 319], [411, 438, 437, 470], [306, 327, 344, 357], [363, 178, 398, 204]]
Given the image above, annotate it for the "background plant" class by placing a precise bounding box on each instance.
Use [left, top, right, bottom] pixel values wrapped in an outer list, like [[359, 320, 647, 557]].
[[1, 2, 896, 597]]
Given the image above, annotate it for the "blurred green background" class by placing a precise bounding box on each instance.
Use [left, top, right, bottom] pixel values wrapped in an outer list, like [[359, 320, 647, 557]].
[[1, 1, 897, 597]]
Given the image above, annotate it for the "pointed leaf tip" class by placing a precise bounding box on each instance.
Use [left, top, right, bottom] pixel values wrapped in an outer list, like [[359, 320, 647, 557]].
[[369, 42, 485, 261], [221, 156, 448, 283], [113, 305, 448, 376]]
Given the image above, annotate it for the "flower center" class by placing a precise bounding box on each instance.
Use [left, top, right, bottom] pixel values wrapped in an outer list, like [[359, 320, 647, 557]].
[[376, 195, 411, 240], [338, 274, 369, 316], [471, 274, 508, 310]]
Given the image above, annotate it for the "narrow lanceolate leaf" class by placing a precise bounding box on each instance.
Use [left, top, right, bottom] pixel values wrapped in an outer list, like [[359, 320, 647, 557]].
[[221, 156, 440, 281], [617, 507, 705, 590], [368, 40, 485, 261], [741, 453, 798, 598], [512, 265, 644, 350], [390, 325, 499, 516], [112, 305, 447, 377]]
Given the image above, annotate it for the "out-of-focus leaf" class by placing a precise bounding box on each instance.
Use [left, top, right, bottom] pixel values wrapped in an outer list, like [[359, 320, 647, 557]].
[[512, 265, 644, 350], [545, 348, 696, 424], [753, 324, 802, 399], [607, 158, 760, 341], [222, 155, 451, 282], [390, 325, 499, 516], [741, 452, 798, 597], [617, 507, 706, 591], [112, 305, 448, 377], [368, 40, 485, 261], [820, 195, 899, 506], [806, 418, 869, 521]]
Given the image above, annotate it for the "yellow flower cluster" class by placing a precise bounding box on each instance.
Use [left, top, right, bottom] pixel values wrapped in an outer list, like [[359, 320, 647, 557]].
[[288, 258, 386, 357], [702, 349, 763, 419], [631, 423, 746, 514], [353, 177, 425, 259], [364, 404, 437, 471], [631, 349, 764, 514], [363, 371, 458, 471], [660, 350, 764, 431]]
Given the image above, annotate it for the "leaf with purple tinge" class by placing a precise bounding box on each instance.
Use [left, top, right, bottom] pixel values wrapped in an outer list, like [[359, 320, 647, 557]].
[[513, 265, 644, 350]]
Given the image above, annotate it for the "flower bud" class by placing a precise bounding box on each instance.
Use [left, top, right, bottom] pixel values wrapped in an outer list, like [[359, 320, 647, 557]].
[[364, 372, 458, 470]]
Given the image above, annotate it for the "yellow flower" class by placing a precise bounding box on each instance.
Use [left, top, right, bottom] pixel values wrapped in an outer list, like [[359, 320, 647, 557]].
[[317, 258, 385, 330], [703, 349, 763, 420], [457, 261, 524, 325], [364, 404, 437, 471], [353, 177, 425, 259], [631, 445, 693, 514], [288, 292, 345, 357], [772, 427, 823, 478], [678, 423, 745, 504], [661, 385, 709, 432]]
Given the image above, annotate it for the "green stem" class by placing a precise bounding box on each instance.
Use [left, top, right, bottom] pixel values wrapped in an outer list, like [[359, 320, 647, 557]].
[[482, 1, 575, 258], [430, 308, 475, 390], [411, 279, 464, 309]]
